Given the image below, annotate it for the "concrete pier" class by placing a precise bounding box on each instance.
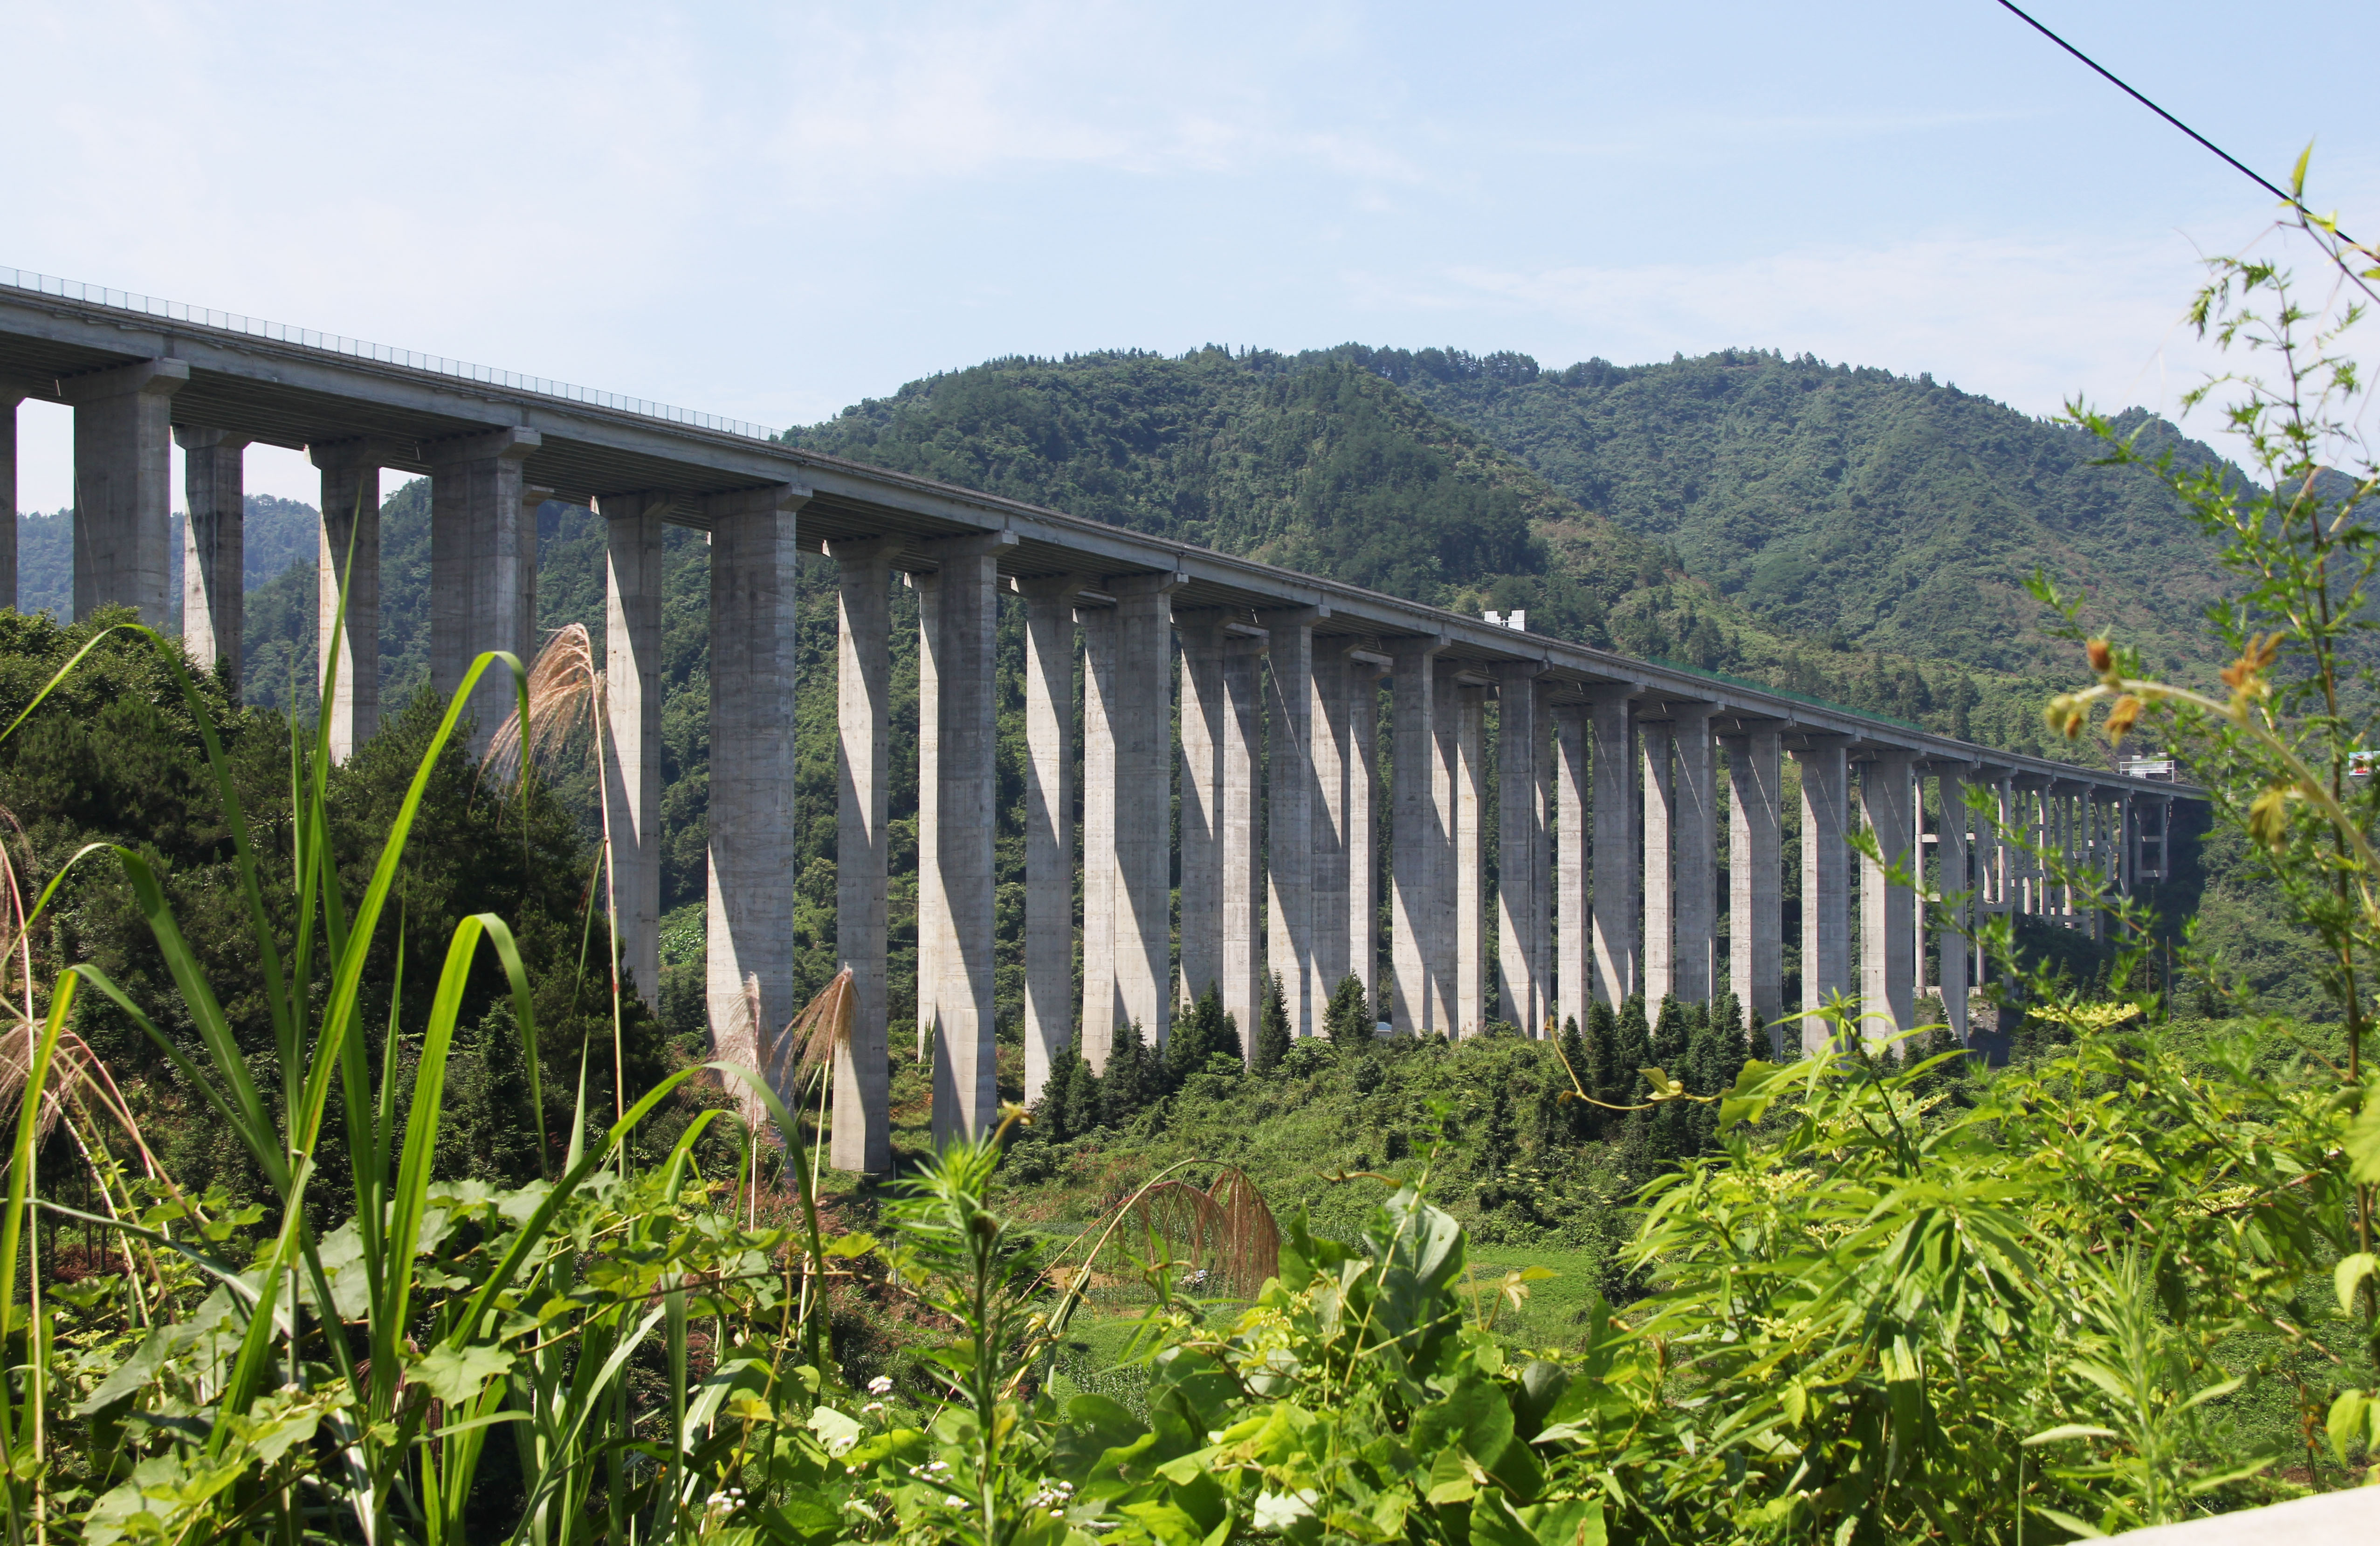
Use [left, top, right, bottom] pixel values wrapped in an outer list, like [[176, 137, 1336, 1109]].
[[1311, 646, 1352, 998], [1495, 663, 1548, 1033], [310, 439, 391, 762], [1554, 705, 1589, 1027], [1078, 604, 1117, 1065], [1727, 729, 1785, 1046], [832, 536, 900, 1172], [598, 491, 668, 1010], [0, 394, 17, 608], [1588, 689, 1637, 1005], [1345, 651, 1384, 1005], [1221, 626, 1266, 1047], [918, 534, 1006, 1142], [1114, 575, 1182, 1049], [1935, 765, 1970, 1043], [1022, 577, 1084, 1101], [1671, 707, 1718, 1004], [63, 359, 186, 624], [1641, 719, 1676, 1004], [1452, 675, 1486, 1035], [1178, 617, 1226, 1008], [1264, 609, 1319, 1034], [1389, 639, 1448, 1032], [1859, 753, 1917, 1040], [175, 427, 246, 684], [428, 427, 541, 752], [1795, 743, 1851, 1051], [705, 483, 805, 1113]]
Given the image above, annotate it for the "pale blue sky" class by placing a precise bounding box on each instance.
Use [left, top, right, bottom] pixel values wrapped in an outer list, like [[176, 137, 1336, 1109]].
[[6, 0, 2374, 509]]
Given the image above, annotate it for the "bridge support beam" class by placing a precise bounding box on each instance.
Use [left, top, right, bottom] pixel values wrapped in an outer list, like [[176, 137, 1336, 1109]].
[[1860, 752, 1918, 1040], [1672, 706, 1718, 1005], [1451, 673, 1486, 1035], [1119, 576, 1181, 1051], [1554, 704, 1588, 1029], [1345, 653, 1384, 1010], [705, 483, 805, 1116], [1389, 639, 1448, 1033], [1312, 646, 1352, 1004], [1264, 609, 1319, 1036], [1588, 689, 1637, 1005], [175, 427, 246, 686], [1795, 742, 1850, 1052], [598, 492, 668, 1010], [919, 533, 1004, 1142], [1221, 627, 1266, 1049], [1935, 765, 1970, 1044], [428, 427, 541, 753], [1022, 576, 1084, 1103], [0, 393, 17, 609], [63, 358, 186, 625], [311, 438, 395, 763], [1727, 729, 1784, 1051], [1496, 663, 1549, 1034], [1640, 719, 1675, 1005], [831, 536, 900, 1172]]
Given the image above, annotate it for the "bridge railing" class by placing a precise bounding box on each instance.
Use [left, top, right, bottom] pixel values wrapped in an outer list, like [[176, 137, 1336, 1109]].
[[0, 266, 783, 444]]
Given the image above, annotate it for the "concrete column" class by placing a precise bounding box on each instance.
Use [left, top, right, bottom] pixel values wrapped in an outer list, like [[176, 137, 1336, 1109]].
[[1859, 753, 1917, 1040], [1554, 704, 1589, 1028], [174, 428, 245, 684], [1937, 765, 1970, 1044], [311, 439, 394, 763], [830, 536, 899, 1173], [1672, 707, 1718, 1004], [1078, 604, 1117, 1065], [1021, 577, 1084, 1102], [427, 428, 542, 751], [1114, 574, 1182, 1051], [1794, 742, 1851, 1052], [0, 392, 18, 608], [1727, 729, 1785, 1046], [1640, 718, 1676, 1004], [1389, 638, 1448, 1033], [1346, 652, 1385, 1007], [917, 534, 1006, 1143], [1177, 615, 1226, 1008], [705, 483, 805, 1114], [598, 491, 669, 1010], [1587, 689, 1638, 1005], [62, 359, 186, 623], [1495, 663, 1549, 1034], [1451, 673, 1487, 1035], [1311, 645, 1352, 1000], [1221, 626, 1267, 1049], [1263, 608, 1320, 1035]]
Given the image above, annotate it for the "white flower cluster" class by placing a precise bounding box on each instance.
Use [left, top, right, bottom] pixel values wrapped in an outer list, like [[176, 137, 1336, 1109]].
[[703, 1487, 746, 1517], [1026, 1479, 1076, 1519], [867, 1375, 894, 1395]]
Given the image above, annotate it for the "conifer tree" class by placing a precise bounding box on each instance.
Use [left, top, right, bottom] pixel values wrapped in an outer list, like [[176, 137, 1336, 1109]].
[[1059, 1049, 1102, 1138], [1652, 993, 1690, 1068], [1105, 1020, 1153, 1125], [1586, 999, 1621, 1116], [1614, 994, 1653, 1106], [1557, 1015, 1594, 1142], [1035, 1037, 1082, 1142], [1253, 972, 1293, 1073], [1324, 974, 1369, 1047]]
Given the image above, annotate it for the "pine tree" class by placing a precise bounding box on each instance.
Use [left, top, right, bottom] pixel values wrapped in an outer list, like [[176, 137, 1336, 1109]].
[[1557, 1015, 1594, 1142], [1324, 974, 1369, 1047], [1614, 995, 1653, 1106], [1587, 999, 1622, 1120], [1254, 972, 1293, 1073], [1105, 1020, 1152, 1125], [1059, 1050, 1102, 1138], [1652, 994, 1690, 1068], [1035, 1037, 1082, 1142]]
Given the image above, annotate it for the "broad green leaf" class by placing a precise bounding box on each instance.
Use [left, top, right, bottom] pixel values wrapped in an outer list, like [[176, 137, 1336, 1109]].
[[2327, 1390, 2373, 1464], [2022, 1424, 2115, 1447], [413, 1344, 517, 1405], [2334, 1251, 2378, 1314]]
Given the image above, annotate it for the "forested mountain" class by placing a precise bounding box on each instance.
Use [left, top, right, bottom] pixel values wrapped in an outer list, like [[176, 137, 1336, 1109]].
[[1349, 345, 2236, 682]]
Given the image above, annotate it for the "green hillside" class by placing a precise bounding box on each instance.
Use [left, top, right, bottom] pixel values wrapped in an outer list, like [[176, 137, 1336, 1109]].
[[1353, 345, 2236, 682]]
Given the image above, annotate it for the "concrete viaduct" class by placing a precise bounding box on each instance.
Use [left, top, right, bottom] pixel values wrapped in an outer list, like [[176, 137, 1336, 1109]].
[[0, 268, 2191, 1171]]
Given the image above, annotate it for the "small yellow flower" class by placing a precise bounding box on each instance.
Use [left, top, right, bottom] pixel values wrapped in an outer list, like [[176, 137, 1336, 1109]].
[[2086, 638, 2114, 677], [2249, 784, 2294, 850], [2105, 694, 2142, 742]]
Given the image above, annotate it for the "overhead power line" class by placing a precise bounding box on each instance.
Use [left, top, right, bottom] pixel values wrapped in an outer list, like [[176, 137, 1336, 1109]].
[[1994, 0, 2359, 250]]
